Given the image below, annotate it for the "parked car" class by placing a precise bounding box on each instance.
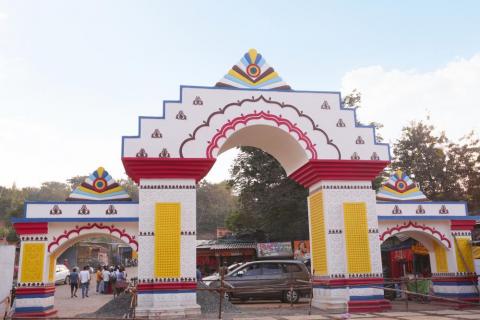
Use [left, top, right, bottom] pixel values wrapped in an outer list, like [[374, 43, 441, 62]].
[[54, 264, 70, 285], [202, 262, 244, 285], [208, 260, 310, 303]]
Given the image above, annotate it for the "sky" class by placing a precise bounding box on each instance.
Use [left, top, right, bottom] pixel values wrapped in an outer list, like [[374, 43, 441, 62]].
[[1, 1, 480, 187]]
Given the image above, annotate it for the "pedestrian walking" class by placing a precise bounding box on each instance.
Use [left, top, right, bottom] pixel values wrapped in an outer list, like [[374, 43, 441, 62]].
[[70, 267, 79, 298], [79, 266, 91, 298], [95, 267, 102, 293], [101, 266, 110, 294], [114, 266, 128, 298], [109, 267, 117, 297]]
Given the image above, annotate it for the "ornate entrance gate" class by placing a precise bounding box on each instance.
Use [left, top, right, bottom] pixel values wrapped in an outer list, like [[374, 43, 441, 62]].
[[11, 49, 477, 318]]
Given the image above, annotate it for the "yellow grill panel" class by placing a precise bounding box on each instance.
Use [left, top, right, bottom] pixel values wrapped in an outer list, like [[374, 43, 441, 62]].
[[309, 192, 327, 275], [343, 202, 371, 273], [433, 241, 448, 273], [48, 254, 56, 282], [154, 203, 181, 277], [21, 243, 45, 283], [455, 237, 474, 272]]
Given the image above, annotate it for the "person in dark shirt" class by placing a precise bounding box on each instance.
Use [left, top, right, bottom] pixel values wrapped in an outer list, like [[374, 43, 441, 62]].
[[70, 267, 79, 298]]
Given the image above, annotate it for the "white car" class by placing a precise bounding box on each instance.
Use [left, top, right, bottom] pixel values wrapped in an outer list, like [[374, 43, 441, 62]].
[[54, 264, 70, 285], [202, 263, 244, 286]]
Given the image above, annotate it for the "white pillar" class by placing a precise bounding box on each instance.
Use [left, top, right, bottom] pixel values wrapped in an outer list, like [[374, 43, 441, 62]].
[[136, 178, 200, 318]]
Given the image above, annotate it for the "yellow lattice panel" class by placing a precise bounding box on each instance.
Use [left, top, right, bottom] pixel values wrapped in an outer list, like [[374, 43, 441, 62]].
[[433, 241, 448, 273], [455, 237, 474, 272], [21, 243, 45, 283], [48, 254, 56, 282], [309, 192, 327, 275], [154, 203, 181, 277], [343, 202, 371, 273]]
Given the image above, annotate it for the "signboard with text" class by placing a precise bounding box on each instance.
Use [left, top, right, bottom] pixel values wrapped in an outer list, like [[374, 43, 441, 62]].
[[257, 242, 293, 258]]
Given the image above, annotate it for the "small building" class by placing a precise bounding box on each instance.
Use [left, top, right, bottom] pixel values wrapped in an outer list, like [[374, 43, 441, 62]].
[[197, 240, 256, 275]]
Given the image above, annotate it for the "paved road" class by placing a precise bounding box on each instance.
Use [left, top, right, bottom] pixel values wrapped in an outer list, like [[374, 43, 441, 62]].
[[55, 266, 137, 318]]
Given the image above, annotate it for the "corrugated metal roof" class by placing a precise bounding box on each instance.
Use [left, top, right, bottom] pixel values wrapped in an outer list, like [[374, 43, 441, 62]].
[[210, 243, 256, 250]]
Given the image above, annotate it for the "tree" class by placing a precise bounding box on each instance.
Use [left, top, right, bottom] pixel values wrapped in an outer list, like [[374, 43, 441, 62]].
[[67, 176, 88, 190], [117, 178, 139, 201], [392, 121, 480, 212], [196, 181, 237, 239], [227, 147, 309, 242]]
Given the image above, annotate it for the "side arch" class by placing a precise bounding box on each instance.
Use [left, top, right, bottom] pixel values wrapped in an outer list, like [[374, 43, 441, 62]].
[[47, 229, 138, 283], [380, 230, 451, 274], [379, 220, 451, 249], [48, 222, 138, 254]]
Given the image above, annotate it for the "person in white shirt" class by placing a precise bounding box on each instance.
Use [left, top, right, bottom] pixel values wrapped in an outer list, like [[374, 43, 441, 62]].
[[79, 266, 91, 298], [101, 266, 110, 294]]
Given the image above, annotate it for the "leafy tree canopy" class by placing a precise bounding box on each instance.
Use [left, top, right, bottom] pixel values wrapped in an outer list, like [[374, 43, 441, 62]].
[[392, 121, 480, 213], [196, 181, 237, 239], [226, 147, 309, 242]]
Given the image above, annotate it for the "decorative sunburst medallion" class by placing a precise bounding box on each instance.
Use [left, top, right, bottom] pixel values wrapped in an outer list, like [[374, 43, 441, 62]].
[[376, 170, 427, 201]]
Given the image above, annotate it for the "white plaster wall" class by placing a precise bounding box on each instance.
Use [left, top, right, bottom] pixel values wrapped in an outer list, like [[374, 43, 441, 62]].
[[0, 246, 15, 302], [309, 181, 382, 276], [376, 202, 467, 217], [138, 178, 196, 279], [123, 87, 390, 162], [25, 202, 139, 219]]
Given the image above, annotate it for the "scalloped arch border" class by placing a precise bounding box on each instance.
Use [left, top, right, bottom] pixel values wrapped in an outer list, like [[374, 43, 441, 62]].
[[379, 220, 451, 248], [206, 111, 318, 159], [179, 95, 341, 159], [48, 223, 138, 253]]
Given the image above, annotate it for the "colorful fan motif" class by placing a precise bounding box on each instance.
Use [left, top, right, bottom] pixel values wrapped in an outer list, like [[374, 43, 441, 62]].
[[376, 170, 428, 201], [216, 49, 291, 90], [67, 167, 131, 201]]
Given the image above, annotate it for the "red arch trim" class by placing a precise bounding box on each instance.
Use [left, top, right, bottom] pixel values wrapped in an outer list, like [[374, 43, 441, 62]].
[[379, 220, 451, 248], [206, 111, 318, 159], [48, 223, 138, 252]]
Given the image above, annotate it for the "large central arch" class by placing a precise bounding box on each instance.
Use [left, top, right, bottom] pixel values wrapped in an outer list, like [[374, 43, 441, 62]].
[[121, 49, 391, 316]]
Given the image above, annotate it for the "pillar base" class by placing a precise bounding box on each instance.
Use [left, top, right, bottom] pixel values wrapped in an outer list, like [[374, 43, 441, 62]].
[[13, 285, 57, 318], [136, 282, 201, 319], [136, 306, 201, 319], [311, 287, 348, 313], [312, 277, 391, 313], [432, 275, 479, 307]]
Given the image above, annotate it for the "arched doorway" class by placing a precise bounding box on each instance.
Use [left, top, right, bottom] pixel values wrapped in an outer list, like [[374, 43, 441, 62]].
[[122, 49, 391, 316]]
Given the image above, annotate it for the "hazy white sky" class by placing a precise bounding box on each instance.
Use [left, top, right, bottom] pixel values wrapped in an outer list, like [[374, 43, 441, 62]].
[[1, 1, 480, 187]]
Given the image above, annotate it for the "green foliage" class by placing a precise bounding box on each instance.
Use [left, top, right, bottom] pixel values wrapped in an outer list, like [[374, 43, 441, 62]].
[[392, 121, 480, 212], [196, 181, 237, 239], [117, 178, 139, 201], [227, 147, 309, 242], [67, 176, 88, 190]]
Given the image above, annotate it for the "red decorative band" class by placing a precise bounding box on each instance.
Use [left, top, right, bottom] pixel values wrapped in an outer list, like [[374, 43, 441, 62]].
[[348, 300, 391, 312], [13, 222, 48, 235], [432, 276, 478, 283], [122, 158, 216, 183], [206, 111, 318, 159], [289, 160, 389, 187], [16, 286, 56, 295], [451, 220, 476, 231], [380, 220, 451, 248], [137, 281, 197, 291], [48, 223, 138, 252], [313, 277, 385, 287]]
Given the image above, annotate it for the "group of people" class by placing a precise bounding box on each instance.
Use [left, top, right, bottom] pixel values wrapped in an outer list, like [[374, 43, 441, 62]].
[[95, 265, 128, 297], [68, 265, 128, 299]]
